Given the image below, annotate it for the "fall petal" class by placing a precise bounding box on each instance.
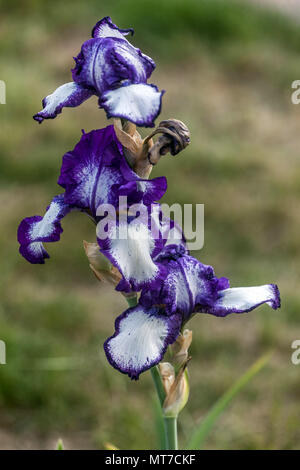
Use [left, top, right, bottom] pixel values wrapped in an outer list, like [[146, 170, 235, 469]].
[[203, 284, 281, 317], [100, 83, 164, 127], [104, 305, 182, 379], [17, 194, 71, 264], [33, 82, 93, 123]]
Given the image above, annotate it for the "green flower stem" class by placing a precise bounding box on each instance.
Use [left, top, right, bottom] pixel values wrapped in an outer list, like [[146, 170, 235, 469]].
[[150, 366, 165, 407], [150, 366, 178, 450], [164, 417, 178, 450], [125, 297, 178, 450], [125, 295, 138, 308]]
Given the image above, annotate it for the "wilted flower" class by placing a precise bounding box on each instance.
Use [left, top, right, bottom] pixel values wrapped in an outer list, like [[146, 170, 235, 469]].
[[114, 118, 191, 179], [33, 17, 164, 127]]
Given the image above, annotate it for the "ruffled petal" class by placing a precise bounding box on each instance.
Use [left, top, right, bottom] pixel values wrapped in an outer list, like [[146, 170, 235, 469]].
[[19, 242, 50, 265], [104, 305, 182, 379], [109, 39, 155, 82], [72, 37, 154, 94], [203, 284, 281, 317], [92, 17, 155, 78], [178, 256, 229, 314], [17, 194, 71, 264], [100, 83, 164, 127], [72, 38, 108, 93], [98, 206, 166, 292], [140, 252, 225, 317], [118, 177, 167, 206], [34, 17, 159, 125], [58, 126, 122, 215], [158, 216, 188, 252], [142, 249, 280, 320], [33, 82, 94, 123], [141, 258, 192, 316], [92, 16, 134, 40]]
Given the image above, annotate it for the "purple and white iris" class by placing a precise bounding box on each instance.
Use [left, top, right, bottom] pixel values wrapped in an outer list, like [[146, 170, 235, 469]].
[[18, 124, 280, 379], [17, 125, 168, 289], [33, 17, 164, 127], [104, 244, 280, 379], [19, 17, 281, 382]]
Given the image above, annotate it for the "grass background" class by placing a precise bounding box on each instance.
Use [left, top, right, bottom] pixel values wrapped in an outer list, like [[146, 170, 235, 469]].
[[0, 0, 299, 449]]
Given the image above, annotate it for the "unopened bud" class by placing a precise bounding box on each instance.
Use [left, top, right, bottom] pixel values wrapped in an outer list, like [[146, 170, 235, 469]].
[[113, 118, 152, 179], [159, 359, 190, 418], [83, 240, 121, 286], [159, 362, 175, 396], [171, 329, 193, 368]]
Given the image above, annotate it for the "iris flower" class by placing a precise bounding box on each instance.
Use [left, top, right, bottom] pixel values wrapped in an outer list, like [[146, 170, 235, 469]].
[[18, 121, 281, 380], [104, 243, 280, 380], [17, 125, 169, 292], [33, 17, 164, 127], [18, 119, 281, 380], [20, 17, 281, 383]]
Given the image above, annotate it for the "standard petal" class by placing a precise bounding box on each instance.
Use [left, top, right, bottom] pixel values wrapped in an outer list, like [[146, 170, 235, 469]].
[[98, 208, 166, 292], [110, 39, 155, 82], [33, 82, 94, 123], [104, 305, 182, 379], [72, 39, 108, 93], [117, 177, 167, 205], [159, 216, 188, 252], [72, 37, 155, 94], [92, 16, 134, 40], [17, 194, 71, 264], [92, 16, 156, 78], [58, 125, 166, 217], [100, 83, 164, 127], [204, 284, 281, 317], [140, 252, 226, 317], [58, 126, 129, 215]]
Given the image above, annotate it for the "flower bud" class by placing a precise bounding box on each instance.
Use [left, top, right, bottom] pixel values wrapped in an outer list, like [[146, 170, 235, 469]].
[[159, 359, 190, 418], [83, 241, 137, 301], [114, 118, 153, 179], [159, 362, 175, 396], [171, 329, 193, 368], [83, 240, 121, 286]]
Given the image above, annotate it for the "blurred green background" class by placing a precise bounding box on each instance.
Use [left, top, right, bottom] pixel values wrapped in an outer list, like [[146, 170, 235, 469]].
[[0, 0, 299, 449]]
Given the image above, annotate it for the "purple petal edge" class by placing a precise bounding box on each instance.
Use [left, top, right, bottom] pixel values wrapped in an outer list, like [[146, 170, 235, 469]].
[[33, 83, 94, 123], [92, 16, 134, 39], [200, 283, 281, 317], [17, 194, 72, 264], [19, 243, 50, 265], [104, 306, 182, 380], [100, 84, 165, 128]]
